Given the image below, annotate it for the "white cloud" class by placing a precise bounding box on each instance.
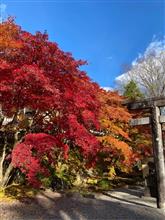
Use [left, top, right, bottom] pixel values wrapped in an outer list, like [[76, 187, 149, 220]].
[[115, 73, 131, 84], [131, 37, 165, 66], [145, 38, 165, 56], [102, 87, 113, 91], [115, 36, 165, 87]]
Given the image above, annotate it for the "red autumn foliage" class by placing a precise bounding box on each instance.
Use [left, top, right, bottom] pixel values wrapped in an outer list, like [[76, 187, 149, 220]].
[[0, 19, 101, 186], [0, 19, 144, 187], [12, 133, 68, 187]]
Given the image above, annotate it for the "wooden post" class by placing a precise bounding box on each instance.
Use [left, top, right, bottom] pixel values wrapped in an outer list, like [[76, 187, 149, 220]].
[[151, 104, 165, 209]]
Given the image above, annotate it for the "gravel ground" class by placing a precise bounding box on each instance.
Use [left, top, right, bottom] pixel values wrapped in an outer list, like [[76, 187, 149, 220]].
[[0, 188, 165, 220]]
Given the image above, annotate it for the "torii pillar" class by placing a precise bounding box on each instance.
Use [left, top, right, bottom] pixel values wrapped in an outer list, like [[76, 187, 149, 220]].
[[151, 104, 165, 209]]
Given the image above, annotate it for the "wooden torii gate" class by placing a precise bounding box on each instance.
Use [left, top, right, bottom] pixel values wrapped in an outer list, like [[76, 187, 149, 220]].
[[123, 97, 165, 210]]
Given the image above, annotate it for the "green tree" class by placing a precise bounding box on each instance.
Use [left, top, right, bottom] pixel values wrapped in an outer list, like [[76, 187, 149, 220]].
[[123, 80, 144, 100]]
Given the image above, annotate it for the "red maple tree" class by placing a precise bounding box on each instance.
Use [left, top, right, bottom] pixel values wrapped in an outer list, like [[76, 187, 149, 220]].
[[0, 19, 101, 187], [0, 19, 140, 188]]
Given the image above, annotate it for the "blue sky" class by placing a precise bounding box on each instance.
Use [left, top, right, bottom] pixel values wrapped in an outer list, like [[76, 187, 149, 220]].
[[1, 0, 164, 88]]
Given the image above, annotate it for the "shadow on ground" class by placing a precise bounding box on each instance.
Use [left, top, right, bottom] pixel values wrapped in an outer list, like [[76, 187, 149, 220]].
[[0, 189, 164, 220]]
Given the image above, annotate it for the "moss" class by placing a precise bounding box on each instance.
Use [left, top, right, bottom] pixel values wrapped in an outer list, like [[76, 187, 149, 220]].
[[0, 184, 39, 201]]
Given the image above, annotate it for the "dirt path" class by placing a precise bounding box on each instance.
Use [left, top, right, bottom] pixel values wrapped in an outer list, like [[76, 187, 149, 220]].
[[0, 189, 165, 220]]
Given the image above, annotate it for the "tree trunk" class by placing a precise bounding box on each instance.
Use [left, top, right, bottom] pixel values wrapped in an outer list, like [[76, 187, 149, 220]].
[[0, 131, 19, 188], [0, 144, 6, 183], [0, 144, 13, 188], [0, 163, 13, 188], [0, 161, 13, 188], [0, 112, 21, 189]]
